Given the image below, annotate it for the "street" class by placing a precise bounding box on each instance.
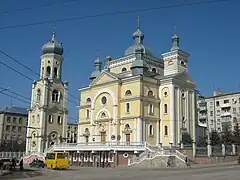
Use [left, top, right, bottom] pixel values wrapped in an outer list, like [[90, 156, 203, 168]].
[[2, 164, 240, 180]]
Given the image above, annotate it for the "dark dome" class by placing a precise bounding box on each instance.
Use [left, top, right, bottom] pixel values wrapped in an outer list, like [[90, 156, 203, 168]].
[[42, 32, 63, 56]]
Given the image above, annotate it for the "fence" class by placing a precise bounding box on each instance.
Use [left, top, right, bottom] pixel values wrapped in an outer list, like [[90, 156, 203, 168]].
[[196, 147, 208, 156], [0, 151, 26, 159]]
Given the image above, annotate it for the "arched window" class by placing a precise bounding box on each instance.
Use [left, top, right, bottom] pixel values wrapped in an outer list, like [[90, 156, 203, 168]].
[[86, 109, 90, 118], [86, 98, 91, 103], [46, 66, 51, 77], [149, 104, 154, 114], [164, 104, 168, 114], [52, 90, 59, 102], [101, 112, 106, 118], [125, 90, 132, 96], [54, 67, 58, 78], [148, 90, 154, 97], [126, 103, 130, 113], [36, 89, 41, 102], [125, 124, 130, 129], [149, 125, 154, 136], [152, 68, 156, 73], [57, 116, 62, 124], [121, 67, 127, 72], [164, 126, 168, 136], [48, 115, 53, 123]]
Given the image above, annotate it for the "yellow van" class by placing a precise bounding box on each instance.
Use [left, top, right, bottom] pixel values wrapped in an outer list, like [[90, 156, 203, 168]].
[[45, 152, 70, 169]]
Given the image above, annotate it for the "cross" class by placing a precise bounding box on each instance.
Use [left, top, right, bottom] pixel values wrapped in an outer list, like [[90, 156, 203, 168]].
[[173, 26, 177, 35], [52, 24, 56, 41], [137, 16, 140, 29]]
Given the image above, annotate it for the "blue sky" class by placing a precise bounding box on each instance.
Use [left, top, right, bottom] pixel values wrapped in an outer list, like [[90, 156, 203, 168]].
[[0, 0, 239, 122]]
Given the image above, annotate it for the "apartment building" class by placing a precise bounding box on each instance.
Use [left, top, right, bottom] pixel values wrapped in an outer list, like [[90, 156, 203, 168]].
[[205, 90, 240, 132], [66, 123, 78, 143], [196, 95, 207, 139], [0, 106, 28, 152]]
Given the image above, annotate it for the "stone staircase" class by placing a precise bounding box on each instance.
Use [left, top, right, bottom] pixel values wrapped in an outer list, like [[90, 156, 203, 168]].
[[128, 144, 187, 168]]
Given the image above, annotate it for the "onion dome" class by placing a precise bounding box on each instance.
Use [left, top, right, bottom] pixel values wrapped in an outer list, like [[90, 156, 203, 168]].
[[42, 31, 63, 56]]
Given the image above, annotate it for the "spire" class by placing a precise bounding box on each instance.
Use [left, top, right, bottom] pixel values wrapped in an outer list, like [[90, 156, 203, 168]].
[[137, 16, 140, 29], [132, 16, 144, 44], [90, 57, 102, 81], [94, 57, 102, 71], [171, 26, 180, 51], [51, 25, 56, 42]]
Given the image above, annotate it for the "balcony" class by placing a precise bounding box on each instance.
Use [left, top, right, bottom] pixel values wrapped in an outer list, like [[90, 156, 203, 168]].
[[221, 112, 231, 117], [198, 114, 207, 119], [221, 103, 231, 108], [198, 106, 207, 111]]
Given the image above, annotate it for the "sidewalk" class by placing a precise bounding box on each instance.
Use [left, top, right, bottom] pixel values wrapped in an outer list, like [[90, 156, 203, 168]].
[[190, 161, 238, 169]]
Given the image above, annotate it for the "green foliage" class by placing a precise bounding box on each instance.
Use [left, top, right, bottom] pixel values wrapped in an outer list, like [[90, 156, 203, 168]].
[[232, 123, 240, 145], [182, 133, 193, 144], [197, 136, 207, 147], [210, 131, 221, 145], [220, 127, 233, 145]]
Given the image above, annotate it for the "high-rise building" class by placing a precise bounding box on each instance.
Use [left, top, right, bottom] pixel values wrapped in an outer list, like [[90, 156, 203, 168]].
[[205, 90, 240, 132], [0, 106, 28, 152], [25, 31, 68, 153]]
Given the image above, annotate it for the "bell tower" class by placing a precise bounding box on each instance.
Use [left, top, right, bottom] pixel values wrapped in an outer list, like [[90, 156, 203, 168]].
[[162, 33, 190, 76], [26, 30, 68, 154]]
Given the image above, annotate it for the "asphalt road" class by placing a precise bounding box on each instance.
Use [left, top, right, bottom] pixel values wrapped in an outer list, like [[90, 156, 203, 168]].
[[2, 165, 240, 180]]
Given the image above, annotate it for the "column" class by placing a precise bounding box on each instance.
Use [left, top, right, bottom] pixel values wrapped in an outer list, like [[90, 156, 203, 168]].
[[156, 120, 159, 146], [177, 88, 181, 145], [113, 105, 118, 141], [186, 91, 189, 132], [134, 118, 137, 143], [143, 119, 146, 142], [192, 92, 196, 142], [137, 118, 142, 144], [170, 85, 175, 144]]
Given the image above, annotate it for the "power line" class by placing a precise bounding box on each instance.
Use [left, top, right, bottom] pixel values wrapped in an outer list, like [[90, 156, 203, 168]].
[[0, 49, 80, 102], [0, 87, 79, 122], [0, 0, 80, 15], [0, 0, 230, 30], [0, 59, 78, 106], [0, 90, 31, 104]]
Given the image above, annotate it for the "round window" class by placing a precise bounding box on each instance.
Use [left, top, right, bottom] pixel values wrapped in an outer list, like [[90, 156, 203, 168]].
[[101, 96, 107, 105], [164, 92, 168, 96]]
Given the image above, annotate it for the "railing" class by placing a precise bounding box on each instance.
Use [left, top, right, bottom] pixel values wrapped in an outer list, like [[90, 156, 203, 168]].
[[54, 141, 145, 148], [0, 151, 26, 159]]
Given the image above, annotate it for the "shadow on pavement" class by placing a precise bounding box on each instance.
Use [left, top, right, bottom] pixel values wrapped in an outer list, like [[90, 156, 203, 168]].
[[1, 169, 43, 179]]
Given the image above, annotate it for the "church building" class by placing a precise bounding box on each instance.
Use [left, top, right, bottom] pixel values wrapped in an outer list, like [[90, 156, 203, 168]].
[[25, 31, 68, 153], [78, 18, 197, 149]]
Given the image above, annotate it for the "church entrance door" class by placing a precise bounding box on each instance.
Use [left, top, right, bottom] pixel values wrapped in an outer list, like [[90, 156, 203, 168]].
[[126, 134, 130, 145], [101, 132, 106, 144]]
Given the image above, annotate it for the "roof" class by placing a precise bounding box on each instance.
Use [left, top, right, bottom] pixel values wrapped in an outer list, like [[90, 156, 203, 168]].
[[205, 91, 240, 99], [0, 106, 28, 116]]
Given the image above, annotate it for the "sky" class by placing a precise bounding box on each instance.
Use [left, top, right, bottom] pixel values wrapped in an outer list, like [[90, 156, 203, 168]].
[[0, 0, 239, 123]]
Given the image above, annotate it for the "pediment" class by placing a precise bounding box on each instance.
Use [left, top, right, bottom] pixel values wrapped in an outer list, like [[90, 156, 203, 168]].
[[175, 72, 196, 86], [90, 71, 119, 86]]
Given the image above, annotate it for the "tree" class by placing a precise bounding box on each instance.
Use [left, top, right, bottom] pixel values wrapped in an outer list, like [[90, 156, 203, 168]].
[[232, 123, 240, 145], [182, 132, 193, 144], [197, 136, 207, 147], [220, 127, 233, 145], [210, 131, 221, 146]]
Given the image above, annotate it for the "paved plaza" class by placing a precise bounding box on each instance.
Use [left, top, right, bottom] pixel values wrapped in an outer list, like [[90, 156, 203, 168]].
[[2, 164, 240, 180]]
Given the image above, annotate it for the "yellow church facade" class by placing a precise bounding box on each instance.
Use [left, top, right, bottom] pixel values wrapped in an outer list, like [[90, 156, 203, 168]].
[[78, 21, 197, 148]]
